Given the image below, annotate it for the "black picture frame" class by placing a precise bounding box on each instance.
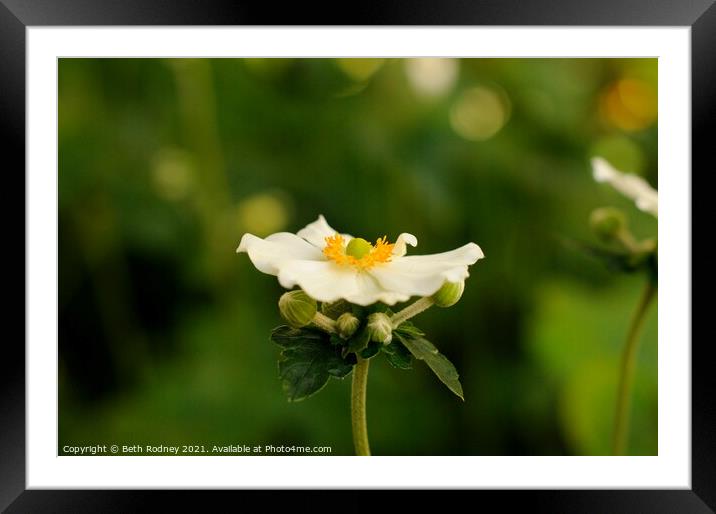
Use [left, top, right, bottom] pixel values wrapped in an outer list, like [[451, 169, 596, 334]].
[[3, 1, 713, 511]]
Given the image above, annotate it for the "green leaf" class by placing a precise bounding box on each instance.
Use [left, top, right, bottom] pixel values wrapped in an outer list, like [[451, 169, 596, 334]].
[[395, 333, 464, 400], [351, 304, 368, 318], [369, 303, 392, 315], [343, 325, 370, 356], [394, 320, 426, 338], [382, 340, 413, 370], [270, 325, 324, 347], [360, 341, 381, 359], [270, 325, 355, 402]]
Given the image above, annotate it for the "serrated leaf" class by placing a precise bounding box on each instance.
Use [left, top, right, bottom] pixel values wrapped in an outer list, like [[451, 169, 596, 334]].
[[344, 325, 370, 355], [360, 341, 381, 359], [395, 333, 464, 400], [270, 325, 324, 347], [270, 325, 355, 402], [382, 340, 413, 370]]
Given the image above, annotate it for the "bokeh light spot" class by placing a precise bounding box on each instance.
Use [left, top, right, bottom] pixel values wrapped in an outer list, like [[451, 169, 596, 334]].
[[151, 148, 194, 201], [235, 191, 290, 237], [405, 58, 459, 98], [450, 86, 510, 141], [336, 59, 385, 82], [590, 135, 645, 174], [600, 78, 657, 132]]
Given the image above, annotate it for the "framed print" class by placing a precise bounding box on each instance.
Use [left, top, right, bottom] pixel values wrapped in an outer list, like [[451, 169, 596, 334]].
[[3, 0, 714, 511]]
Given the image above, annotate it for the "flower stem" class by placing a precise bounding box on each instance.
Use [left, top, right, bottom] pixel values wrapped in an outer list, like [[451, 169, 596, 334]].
[[312, 312, 337, 334], [351, 357, 371, 456], [390, 297, 435, 328], [612, 279, 657, 456]]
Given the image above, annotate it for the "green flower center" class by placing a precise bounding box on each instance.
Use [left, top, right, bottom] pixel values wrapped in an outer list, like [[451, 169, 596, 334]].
[[345, 238, 373, 259]]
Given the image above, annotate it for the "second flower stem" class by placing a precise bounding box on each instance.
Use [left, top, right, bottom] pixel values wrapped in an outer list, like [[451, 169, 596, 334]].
[[351, 357, 371, 456], [390, 297, 434, 328], [612, 279, 657, 456]]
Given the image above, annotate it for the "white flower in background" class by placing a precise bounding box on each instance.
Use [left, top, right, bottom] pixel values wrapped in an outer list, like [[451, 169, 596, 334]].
[[237, 215, 484, 306], [591, 157, 658, 217]]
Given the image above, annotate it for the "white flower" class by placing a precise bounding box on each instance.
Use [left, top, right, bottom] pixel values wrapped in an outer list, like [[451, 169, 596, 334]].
[[591, 157, 658, 217], [237, 215, 484, 306]]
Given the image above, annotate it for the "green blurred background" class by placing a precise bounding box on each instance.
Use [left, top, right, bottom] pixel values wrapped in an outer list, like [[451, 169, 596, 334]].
[[58, 58, 658, 456]]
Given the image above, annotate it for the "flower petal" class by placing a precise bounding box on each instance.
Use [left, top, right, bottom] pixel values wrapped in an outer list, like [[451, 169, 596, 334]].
[[591, 157, 658, 217], [349, 273, 412, 306], [369, 243, 484, 297], [276, 260, 412, 305], [296, 215, 352, 248], [237, 232, 324, 275], [277, 260, 359, 303], [392, 232, 418, 257]]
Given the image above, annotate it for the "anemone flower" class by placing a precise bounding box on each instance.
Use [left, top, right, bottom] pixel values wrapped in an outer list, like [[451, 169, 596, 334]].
[[237, 215, 483, 306]]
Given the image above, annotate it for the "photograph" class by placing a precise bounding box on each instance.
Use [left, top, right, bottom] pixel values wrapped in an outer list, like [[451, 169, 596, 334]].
[[58, 57, 658, 457]]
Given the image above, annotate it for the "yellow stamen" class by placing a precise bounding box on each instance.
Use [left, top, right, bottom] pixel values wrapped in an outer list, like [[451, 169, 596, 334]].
[[323, 234, 394, 270]]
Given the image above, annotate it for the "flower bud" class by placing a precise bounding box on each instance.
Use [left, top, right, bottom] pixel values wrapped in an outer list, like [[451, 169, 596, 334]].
[[367, 312, 393, 344], [336, 312, 360, 340], [590, 207, 627, 242], [431, 280, 465, 308], [278, 290, 317, 328]]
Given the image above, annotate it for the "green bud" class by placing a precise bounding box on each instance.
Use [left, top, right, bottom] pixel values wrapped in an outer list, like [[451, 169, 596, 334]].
[[590, 207, 627, 242], [367, 312, 393, 344], [431, 281, 465, 308], [346, 238, 373, 259], [278, 290, 317, 328], [336, 312, 360, 339]]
